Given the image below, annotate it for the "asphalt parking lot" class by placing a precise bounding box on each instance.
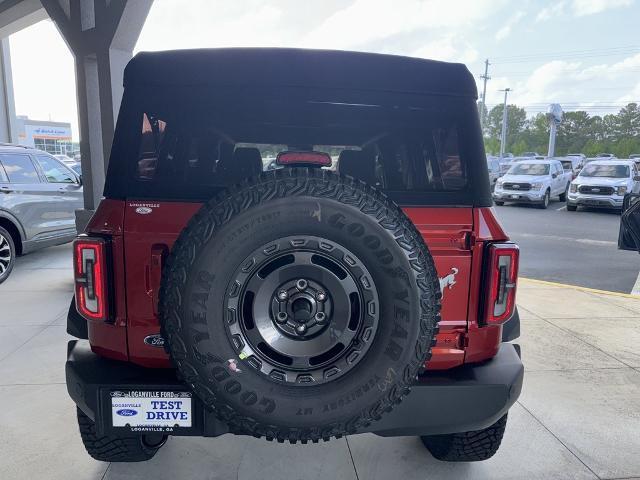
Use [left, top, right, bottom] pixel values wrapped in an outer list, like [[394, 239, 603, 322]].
[[496, 200, 640, 293], [1, 243, 640, 480]]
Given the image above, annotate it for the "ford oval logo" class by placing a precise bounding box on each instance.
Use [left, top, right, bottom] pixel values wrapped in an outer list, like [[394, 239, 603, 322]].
[[116, 409, 138, 417], [592, 188, 600, 192], [144, 334, 165, 348], [135, 206, 153, 215]]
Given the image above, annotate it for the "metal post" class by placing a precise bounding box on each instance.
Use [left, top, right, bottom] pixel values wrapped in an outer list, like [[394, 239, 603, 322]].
[[479, 59, 490, 128], [546, 104, 563, 158], [548, 122, 557, 157], [0, 38, 17, 143], [499, 88, 511, 159], [41, 0, 153, 231]]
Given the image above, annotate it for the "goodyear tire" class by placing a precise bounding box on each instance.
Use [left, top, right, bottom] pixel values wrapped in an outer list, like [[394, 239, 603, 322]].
[[77, 409, 167, 462], [421, 414, 508, 462], [159, 168, 440, 443]]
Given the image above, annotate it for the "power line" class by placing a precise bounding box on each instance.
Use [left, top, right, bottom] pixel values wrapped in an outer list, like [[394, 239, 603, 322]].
[[491, 45, 640, 64]]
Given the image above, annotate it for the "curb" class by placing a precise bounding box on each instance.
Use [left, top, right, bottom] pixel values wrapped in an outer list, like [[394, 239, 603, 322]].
[[519, 277, 640, 300]]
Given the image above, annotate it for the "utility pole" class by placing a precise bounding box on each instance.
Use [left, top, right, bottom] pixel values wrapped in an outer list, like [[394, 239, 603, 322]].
[[499, 88, 511, 159], [479, 59, 491, 128]]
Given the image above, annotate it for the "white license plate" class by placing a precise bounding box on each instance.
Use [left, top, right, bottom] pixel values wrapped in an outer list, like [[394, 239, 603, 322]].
[[111, 391, 192, 428], [510, 195, 519, 199]]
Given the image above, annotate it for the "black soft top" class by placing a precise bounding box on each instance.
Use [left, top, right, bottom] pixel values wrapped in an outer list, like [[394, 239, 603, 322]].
[[124, 48, 477, 98]]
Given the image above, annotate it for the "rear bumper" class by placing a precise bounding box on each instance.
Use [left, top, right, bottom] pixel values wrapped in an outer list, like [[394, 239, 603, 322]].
[[66, 340, 523, 438]]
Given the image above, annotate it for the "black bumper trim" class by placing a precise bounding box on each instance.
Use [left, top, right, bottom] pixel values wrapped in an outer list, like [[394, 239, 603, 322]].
[[501, 307, 521, 342], [66, 340, 523, 437], [66, 296, 88, 340]]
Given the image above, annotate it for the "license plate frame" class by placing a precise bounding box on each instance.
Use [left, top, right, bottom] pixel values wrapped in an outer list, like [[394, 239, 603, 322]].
[[110, 390, 193, 433]]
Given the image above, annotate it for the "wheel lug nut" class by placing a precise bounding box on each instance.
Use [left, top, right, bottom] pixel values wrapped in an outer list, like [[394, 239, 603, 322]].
[[316, 291, 326, 301], [295, 323, 307, 335], [315, 312, 327, 324], [296, 279, 308, 291], [277, 290, 288, 301], [276, 312, 288, 324]]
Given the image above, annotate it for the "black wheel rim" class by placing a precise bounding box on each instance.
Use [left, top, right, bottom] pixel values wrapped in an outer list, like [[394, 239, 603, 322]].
[[0, 233, 11, 277], [224, 236, 380, 385]]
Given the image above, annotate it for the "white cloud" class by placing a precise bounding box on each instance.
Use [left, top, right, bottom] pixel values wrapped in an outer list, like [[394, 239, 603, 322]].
[[571, 0, 634, 16], [412, 36, 478, 63], [137, 1, 287, 51], [535, 2, 567, 22], [301, 0, 507, 49], [485, 53, 640, 114], [495, 11, 525, 41]]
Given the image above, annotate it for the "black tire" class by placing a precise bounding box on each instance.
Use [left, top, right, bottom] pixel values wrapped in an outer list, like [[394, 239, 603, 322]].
[[558, 184, 569, 202], [421, 414, 508, 462], [159, 168, 440, 443], [538, 190, 550, 209], [494, 201, 504, 206], [0, 225, 16, 284], [76, 408, 167, 462], [567, 204, 578, 212]]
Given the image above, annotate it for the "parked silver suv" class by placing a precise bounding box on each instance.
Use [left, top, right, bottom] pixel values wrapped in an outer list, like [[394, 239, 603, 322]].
[[0, 144, 83, 283]]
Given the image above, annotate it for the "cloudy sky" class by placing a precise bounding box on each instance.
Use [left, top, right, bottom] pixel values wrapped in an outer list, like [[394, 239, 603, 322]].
[[9, 0, 640, 139]]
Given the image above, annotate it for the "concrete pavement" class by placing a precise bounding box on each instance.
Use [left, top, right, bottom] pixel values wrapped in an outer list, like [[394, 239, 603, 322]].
[[1, 244, 639, 480]]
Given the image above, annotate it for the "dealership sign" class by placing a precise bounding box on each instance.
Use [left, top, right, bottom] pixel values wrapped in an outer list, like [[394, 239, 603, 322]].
[[26, 125, 72, 139]]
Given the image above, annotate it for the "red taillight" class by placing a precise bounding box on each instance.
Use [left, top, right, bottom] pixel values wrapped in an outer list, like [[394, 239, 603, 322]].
[[276, 151, 332, 166], [483, 242, 519, 325], [74, 236, 109, 322]]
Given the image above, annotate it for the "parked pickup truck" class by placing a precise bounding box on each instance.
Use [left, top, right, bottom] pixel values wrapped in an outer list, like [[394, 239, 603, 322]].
[[567, 160, 640, 211], [493, 159, 572, 209]]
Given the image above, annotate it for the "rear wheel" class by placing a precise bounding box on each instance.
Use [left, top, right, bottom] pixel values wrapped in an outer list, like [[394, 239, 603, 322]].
[[0, 226, 15, 284], [77, 408, 167, 462], [421, 414, 508, 462], [494, 201, 504, 206]]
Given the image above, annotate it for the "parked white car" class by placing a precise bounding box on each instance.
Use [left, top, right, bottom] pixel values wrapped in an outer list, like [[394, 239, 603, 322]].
[[567, 160, 640, 211], [493, 159, 572, 209]]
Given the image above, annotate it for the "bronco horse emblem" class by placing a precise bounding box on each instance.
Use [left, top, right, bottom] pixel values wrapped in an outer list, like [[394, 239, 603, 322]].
[[439, 267, 459, 297]]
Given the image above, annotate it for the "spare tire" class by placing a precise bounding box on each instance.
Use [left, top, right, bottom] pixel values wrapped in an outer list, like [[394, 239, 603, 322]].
[[159, 168, 440, 442]]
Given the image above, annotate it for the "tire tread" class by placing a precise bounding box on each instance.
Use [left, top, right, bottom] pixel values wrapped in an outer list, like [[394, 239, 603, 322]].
[[159, 168, 441, 443]]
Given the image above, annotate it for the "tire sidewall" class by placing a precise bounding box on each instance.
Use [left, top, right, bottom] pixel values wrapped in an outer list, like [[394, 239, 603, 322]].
[[161, 172, 439, 435]]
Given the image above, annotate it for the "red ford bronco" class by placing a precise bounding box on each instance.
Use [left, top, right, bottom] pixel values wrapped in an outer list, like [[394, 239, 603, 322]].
[[66, 48, 523, 463]]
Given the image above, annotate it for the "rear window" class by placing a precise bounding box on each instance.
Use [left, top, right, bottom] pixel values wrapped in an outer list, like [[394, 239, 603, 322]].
[[136, 114, 466, 193], [0, 154, 40, 183], [108, 86, 490, 206]]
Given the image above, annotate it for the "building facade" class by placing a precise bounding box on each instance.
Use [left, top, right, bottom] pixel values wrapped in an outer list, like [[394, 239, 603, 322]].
[[16, 116, 77, 156]]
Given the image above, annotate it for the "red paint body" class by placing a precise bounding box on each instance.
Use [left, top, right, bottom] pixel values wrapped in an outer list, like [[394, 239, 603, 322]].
[[84, 200, 511, 370]]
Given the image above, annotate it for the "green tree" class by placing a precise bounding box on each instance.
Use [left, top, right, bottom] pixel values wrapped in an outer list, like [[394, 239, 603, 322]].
[[486, 104, 527, 154]]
